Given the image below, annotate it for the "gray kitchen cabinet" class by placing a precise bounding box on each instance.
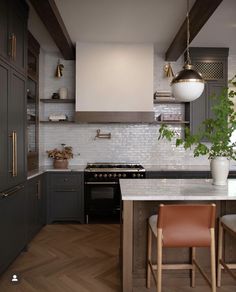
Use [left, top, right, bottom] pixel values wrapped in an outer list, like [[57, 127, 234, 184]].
[[0, 0, 28, 73], [0, 59, 9, 192], [0, 184, 27, 275], [7, 69, 27, 189], [0, 0, 9, 59], [27, 175, 45, 241], [0, 0, 28, 193], [189, 48, 229, 136], [146, 171, 210, 179], [47, 172, 84, 223]]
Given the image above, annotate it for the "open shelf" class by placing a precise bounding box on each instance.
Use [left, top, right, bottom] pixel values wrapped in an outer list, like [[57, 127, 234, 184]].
[[40, 99, 75, 103], [153, 120, 190, 125], [40, 120, 75, 124], [154, 99, 186, 104]]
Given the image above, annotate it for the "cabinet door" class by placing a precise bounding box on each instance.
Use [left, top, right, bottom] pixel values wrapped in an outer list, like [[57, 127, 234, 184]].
[[27, 177, 43, 241], [0, 0, 9, 59], [9, 1, 28, 73], [207, 82, 225, 120], [8, 69, 26, 188], [190, 86, 207, 135], [0, 184, 27, 274], [0, 60, 9, 192], [50, 190, 81, 220]]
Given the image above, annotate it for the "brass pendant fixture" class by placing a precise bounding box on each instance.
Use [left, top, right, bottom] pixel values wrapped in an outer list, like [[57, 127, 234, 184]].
[[171, 0, 205, 102]]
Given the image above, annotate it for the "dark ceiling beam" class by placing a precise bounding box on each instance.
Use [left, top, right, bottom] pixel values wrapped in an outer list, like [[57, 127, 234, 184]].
[[29, 0, 75, 60], [165, 0, 223, 62]]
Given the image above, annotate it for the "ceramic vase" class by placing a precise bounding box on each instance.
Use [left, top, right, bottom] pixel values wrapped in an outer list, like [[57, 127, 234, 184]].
[[59, 87, 68, 99], [53, 159, 68, 169], [210, 157, 230, 186]]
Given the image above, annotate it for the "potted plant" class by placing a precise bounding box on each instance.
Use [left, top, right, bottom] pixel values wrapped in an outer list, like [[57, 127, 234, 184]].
[[158, 89, 236, 185], [47, 144, 73, 169]]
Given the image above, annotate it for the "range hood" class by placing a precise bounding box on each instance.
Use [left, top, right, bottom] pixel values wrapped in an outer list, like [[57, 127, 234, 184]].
[[75, 42, 154, 122]]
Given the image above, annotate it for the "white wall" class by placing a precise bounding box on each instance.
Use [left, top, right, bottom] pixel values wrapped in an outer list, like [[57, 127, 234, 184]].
[[76, 42, 154, 112]]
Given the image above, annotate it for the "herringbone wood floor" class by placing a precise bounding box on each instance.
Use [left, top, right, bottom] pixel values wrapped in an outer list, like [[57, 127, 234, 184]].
[[0, 224, 234, 292]]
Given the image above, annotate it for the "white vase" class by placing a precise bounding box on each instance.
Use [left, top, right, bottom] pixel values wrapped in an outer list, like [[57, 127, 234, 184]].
[[59, 87, 68, 99], [210, 157, 230, 186]]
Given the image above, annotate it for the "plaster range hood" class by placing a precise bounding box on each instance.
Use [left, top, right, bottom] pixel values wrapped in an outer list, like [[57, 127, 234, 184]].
[[75, 42, 155, 122]]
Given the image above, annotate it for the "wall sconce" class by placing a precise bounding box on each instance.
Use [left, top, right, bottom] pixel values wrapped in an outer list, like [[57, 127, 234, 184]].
[[55, 59, 64, 78], [163, 63, 174, 78]]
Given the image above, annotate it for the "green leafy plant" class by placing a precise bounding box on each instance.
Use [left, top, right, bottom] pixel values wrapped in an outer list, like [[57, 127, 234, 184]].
[[47, 144, 73, 160], [158, 89, 236, 160]]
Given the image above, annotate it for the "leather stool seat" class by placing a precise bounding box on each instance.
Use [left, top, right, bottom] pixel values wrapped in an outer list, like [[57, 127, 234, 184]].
[[221, 214, 236, 233], [217, 214, 236, 286]]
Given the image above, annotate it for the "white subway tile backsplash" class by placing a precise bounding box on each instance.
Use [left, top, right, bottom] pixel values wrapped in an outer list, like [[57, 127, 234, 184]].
[[39, 50, 236, 167]]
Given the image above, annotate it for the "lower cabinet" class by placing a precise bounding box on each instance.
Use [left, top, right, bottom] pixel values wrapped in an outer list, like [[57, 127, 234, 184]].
[[47, 172, 84, 223], [146, 171, 210, 179], [0, 184, 27, 274], [27, 175, 45, 241]]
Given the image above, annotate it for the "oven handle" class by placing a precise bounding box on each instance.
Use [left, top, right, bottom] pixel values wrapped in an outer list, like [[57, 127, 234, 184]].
[[85, 182, 119, 185]]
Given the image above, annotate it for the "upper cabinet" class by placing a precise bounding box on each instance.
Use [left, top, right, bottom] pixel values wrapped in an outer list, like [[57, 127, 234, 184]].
[[0, 0, 28, 192], [189, 48, 229, 135], [0, 0, 28, 74]]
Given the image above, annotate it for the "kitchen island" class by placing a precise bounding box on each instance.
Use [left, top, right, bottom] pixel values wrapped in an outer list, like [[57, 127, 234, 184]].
[[120, 178, 236, 292]]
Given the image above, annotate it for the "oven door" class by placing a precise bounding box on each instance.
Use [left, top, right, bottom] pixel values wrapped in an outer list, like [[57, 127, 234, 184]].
[[85, 181, 120, 222]]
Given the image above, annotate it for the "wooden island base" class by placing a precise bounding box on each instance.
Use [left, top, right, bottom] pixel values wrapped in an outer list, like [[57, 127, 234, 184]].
[[121, 186, 236, 292]]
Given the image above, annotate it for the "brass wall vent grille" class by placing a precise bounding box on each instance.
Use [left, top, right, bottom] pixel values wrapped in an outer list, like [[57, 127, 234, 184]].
[[194, 62, 224, 80]]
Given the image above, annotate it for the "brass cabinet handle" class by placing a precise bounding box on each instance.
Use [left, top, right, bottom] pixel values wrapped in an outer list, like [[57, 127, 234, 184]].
[[9, 131, 17, 177], [13, 34, 16, 61], [8, 33, 14, 58], [0, 185, 24, 199], [8, 33, 16, 60]]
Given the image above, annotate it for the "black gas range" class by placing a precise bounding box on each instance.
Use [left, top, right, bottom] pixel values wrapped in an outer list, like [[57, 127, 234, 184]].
[[84, 163, 145, 223]]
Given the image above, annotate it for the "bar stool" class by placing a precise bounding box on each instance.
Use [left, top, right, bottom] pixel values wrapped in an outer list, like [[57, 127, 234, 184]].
[[217, 214, 236, 286], [146, 204, 216, 292]]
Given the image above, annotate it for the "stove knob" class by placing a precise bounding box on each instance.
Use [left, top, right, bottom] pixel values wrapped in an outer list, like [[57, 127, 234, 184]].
[[137, 173, 141, 178], [94, 174, 98, 178], [122, 174, 126, 178], [133, 173, 136, 178], [118, 173, 122, 178], [108, 174, 112, 178], [99, 174, 103, 178], [140, 174, 144, 178], [113, 173, 117, 178], [104, 174, 107, 178]]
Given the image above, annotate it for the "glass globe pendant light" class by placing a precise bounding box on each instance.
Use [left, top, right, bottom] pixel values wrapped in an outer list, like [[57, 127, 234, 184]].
[[171, 0, 204, 102]]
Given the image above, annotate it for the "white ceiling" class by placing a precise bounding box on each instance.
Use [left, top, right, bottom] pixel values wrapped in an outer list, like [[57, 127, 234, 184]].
[[192, 0, 236, 54], [30, 0, 236, 56], [55, 0, 192, 53]]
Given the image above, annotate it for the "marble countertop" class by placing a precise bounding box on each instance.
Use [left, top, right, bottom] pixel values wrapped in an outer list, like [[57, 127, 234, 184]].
[[120, 178, 236, 201], [144, 164, 236, 171], [27, 165, 86, 180]]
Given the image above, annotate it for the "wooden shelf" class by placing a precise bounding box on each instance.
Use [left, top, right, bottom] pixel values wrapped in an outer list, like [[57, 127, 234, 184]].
[[40, 99, 75, 103], [40, 120, 75, 124], [153, 120, 190, 125], [154, 99, 186, 104]]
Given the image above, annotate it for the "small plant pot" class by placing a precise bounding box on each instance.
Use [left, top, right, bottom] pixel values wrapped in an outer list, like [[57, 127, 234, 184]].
[[210, 157, 230, 186], [53, 159, 69, 169]]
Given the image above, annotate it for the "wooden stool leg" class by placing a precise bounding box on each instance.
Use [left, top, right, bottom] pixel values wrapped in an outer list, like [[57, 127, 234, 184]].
[[191, 247, 196, 288], [157, 229, 162, 292], [217, 221, 223, 287], [210, 228, 216, 292], [147, 224, 152, 288]]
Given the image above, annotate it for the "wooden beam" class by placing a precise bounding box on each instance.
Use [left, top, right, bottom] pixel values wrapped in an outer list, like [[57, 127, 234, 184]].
[[29, 0, 75, 60], [165, 0, 223, 61]]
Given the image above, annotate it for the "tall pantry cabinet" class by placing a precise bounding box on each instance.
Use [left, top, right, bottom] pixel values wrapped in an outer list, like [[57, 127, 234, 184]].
[[0, 0, 29, 275], [0, 0, 28, 192]]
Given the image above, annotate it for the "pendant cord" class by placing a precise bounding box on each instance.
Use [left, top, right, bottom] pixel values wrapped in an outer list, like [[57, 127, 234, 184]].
[[186, 0, 191, 65]]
